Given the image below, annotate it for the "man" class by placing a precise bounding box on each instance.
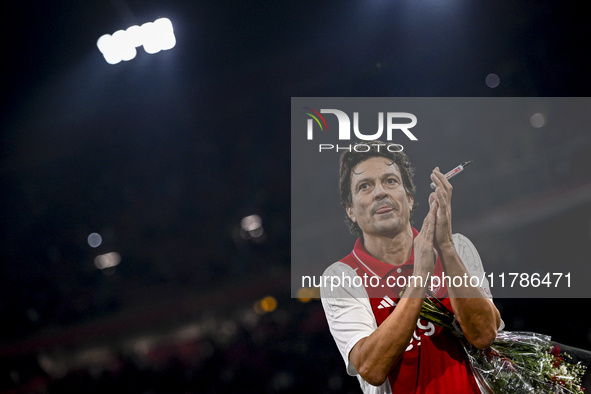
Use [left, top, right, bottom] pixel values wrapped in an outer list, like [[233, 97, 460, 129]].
[[320, 141, 502, 393]]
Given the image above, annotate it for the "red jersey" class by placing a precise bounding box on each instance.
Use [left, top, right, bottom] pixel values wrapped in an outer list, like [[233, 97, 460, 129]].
[[338, 229, 480, 394]]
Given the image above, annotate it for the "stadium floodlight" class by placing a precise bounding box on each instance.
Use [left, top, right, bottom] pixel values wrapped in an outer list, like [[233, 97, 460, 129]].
[[97, 17, 176, 64]]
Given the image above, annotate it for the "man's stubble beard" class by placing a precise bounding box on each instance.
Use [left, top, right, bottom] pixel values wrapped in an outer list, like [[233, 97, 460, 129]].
[[364, 210, 409, 238]]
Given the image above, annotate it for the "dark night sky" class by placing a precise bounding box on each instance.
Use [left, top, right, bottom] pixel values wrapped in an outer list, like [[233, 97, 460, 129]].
[[1, 0, 591, 385]]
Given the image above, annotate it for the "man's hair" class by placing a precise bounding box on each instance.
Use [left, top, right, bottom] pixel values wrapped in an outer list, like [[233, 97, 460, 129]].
[[339, 140, 417, 238]]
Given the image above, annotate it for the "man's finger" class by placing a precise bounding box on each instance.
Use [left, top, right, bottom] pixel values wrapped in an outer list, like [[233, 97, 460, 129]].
[[421, 207, 431, 230], [428, 192, 436, 205], [421, 201, 436, 236], [432, 168, 453, 196], [435, 186, 449, 210]]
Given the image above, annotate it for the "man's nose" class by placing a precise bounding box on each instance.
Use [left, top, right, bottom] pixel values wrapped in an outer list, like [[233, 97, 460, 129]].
[[373, 183, 388, 200]]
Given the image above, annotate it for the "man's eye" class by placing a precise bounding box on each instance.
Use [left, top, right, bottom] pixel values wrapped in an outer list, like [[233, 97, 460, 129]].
[[359, 183, 369, 190], [387, 178, 398, 185]]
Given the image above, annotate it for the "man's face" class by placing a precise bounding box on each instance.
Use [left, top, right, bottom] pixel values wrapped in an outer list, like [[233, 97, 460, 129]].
[[346, 157, 414, 238]]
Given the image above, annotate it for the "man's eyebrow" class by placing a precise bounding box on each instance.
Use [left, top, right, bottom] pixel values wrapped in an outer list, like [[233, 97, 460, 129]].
[[352, 176, 373, 191], [353, 171, 400, 189], [382, 171, 400, 179]]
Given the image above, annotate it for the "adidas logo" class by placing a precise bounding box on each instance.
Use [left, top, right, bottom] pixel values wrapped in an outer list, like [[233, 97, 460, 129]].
[[377, 295, 396, 309]]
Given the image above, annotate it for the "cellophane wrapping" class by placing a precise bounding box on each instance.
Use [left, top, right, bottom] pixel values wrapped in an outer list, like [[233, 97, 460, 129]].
[[418, 294, 588, 393]]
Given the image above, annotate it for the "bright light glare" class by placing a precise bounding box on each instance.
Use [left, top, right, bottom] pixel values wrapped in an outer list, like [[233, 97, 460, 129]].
[[154, 18, 176, 50], [141, 22, 160, 54], [87, 233, 102, 248], [97, 34, 112, 54], [240, 214, 265, 240], [126, 25, 143, 47], [241, 215, 262, 231], [97, 18, 176, 64], [112, 30, 137, 61], [97, 34, 121, 64], [94, 252, 121, 269]]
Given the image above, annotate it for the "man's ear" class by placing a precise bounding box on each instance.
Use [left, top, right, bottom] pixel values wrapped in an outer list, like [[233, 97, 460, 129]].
[[346, 205, 356, 223], [408, 196, 414, 211]]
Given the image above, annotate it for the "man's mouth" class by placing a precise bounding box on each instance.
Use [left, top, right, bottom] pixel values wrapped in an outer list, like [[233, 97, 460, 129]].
[[375, 206, 394, 214]]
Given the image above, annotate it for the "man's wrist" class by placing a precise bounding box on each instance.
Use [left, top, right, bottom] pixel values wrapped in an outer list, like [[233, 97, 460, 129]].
[[437, 240, 455, 254], [410, 270, 431, 283]]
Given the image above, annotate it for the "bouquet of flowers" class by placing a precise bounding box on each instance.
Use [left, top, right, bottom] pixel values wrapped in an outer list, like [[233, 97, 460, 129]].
[[420, 293, 589, 393]]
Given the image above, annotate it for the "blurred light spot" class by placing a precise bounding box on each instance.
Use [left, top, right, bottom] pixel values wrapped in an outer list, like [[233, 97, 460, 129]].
[[134, 338, 153, 355], [9, 370, 20, 385], [126, 25, 143, 47], [94, 252, 121, 269], [254, 296, 277, 314], [530, 113, 546, 128], [240, 214, 265, 240], [112, 29, 137, 61], [201, 316, 217, 332], [297, 287, 320, 303], [240, 229, 252, 240], [26, 308, 40, 322], [297, 288, 313, 303], [174, 324, 202, 341], [214, 321, 238, 345], [88, 233, 102, 248], [97, 18, 176, 64], [140, 22, 158, 54], [250, 226, 264, 238], [254, 302, 264, 314], [241, 215, 262, 231], [75, 347, 113, 371], [271, 371, 295, 391], [221, 321, 237, 338], [485, 73, 500, 88], [241, 310, 260, 329], [38, 354, 67, 379], [144, 18, 176, 54], [261, 296, 277, 312]]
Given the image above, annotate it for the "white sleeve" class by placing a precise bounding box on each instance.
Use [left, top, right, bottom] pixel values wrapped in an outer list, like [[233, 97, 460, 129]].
[[452, 233, 492, 299], [453, 233, 505, 330], [320, 262, 377, 376]]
